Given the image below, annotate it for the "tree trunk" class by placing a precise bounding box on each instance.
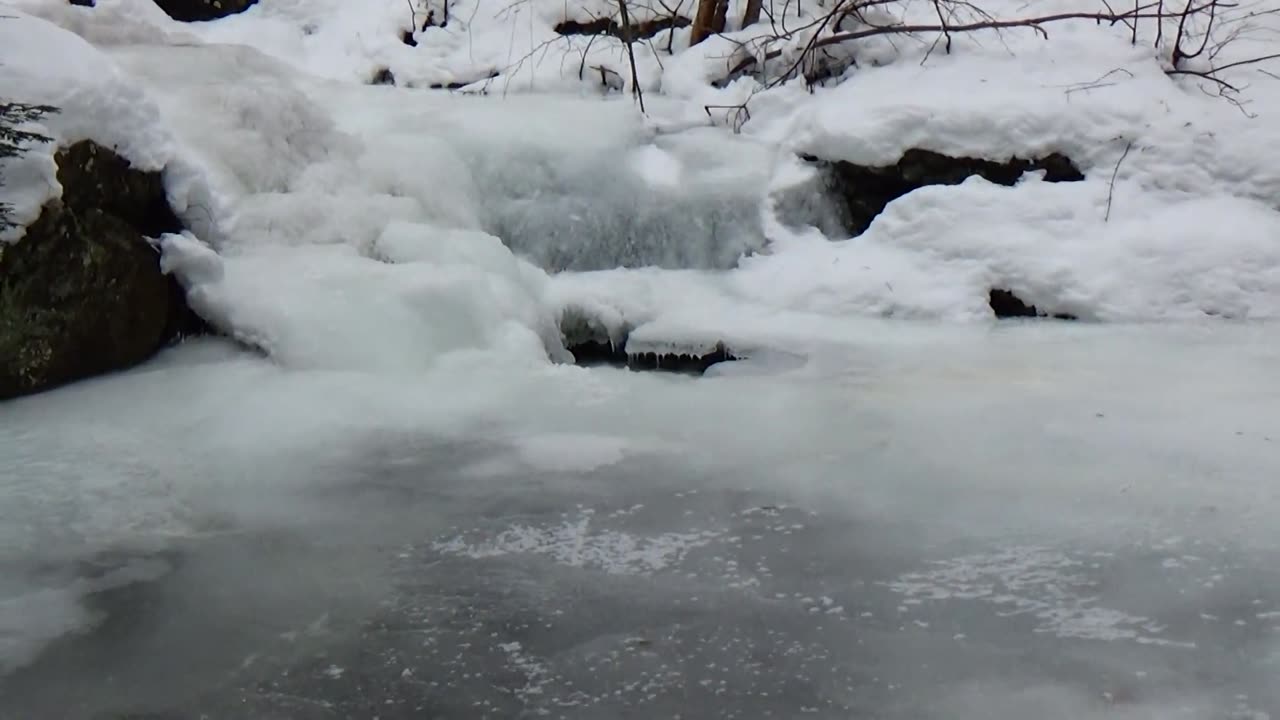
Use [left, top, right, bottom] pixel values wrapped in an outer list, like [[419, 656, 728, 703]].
[[741, 0, 763, 28], [690, 0, 725, 45], [711, 0, 729, 35]]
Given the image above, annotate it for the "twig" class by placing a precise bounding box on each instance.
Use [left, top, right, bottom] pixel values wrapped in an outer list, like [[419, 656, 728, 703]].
[[616, 0, 646, 112], [1155, 0, 1166, 49], [1172, 49, 1280, 75], [931, 0, 953, 53], [704, 102, 752, 131], [1054, 67, 1135, 97], [1105, 139, 1133, 222]]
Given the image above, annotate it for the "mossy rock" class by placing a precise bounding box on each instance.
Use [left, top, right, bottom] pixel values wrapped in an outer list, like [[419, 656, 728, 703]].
[[0, 141, 202, 400]]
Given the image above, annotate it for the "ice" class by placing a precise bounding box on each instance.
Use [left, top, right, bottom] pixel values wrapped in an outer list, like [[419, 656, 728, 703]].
[[1, 325, 1279, 711], [172, 242, 565, 370], [443, 109, 777, 271], [5, 0, 1280, 713], [511, 432, 631, 472], [432, 516, 722, 575], [0, 586, 90, 675], [461, 432, 637, 476]]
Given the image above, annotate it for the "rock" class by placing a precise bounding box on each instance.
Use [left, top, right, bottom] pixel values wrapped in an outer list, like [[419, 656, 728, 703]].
[[370, 67, 396, 86], [54, 141, 182, 237], [151, 0, 258, 22], [566, 338, 628, 366], [0, 141, 204, 400], [988, 288, 1078, 321], [559, 309, 738, 375], [566, 336, 739, 374], [806, 148, 1084, 237]]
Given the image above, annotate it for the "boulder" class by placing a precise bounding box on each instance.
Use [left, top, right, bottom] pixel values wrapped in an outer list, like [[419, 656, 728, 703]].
[[151, 0, 258, 22], [0, 141, 203, 400]]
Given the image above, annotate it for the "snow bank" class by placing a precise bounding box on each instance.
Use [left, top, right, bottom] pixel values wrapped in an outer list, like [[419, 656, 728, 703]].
[[733, 28, 1280, 320], [7, 0, 197, 46], [11, 0, 1280, 361], [0, 10, 221, 242], [94, 0, 1275, 325], [536, 1, 1280, 325], [734, 180, 1280, 321], [775, 32, 1280, 207], [0, 11, 168, 237]]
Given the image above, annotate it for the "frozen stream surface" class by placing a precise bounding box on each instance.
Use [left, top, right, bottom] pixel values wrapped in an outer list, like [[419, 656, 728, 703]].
[[2, 323, 1279, 719]]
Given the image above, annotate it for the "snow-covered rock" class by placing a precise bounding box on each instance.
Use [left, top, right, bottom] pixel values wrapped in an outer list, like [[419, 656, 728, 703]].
[[0, 13, 209, 398], [0, 141, 203, 400]]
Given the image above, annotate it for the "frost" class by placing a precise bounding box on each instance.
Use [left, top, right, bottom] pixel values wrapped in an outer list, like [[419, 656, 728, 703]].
[[432, 511, 722, 575], [887, 546, 1193, 646]]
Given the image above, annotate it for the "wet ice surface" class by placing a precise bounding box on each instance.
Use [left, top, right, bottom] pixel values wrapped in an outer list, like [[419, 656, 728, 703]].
[[2, 326, 1280, 719]]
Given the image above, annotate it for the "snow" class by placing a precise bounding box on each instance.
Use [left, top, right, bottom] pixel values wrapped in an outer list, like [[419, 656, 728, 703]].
[[4, 0, 1280, 704], [0, 11, 171, 171], [8, 0, 1280, 322], [0, 8, 216, 241]]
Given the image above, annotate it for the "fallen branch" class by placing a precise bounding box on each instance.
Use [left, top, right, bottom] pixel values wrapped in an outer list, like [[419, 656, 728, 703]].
[[555, 14, 690, 41]]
